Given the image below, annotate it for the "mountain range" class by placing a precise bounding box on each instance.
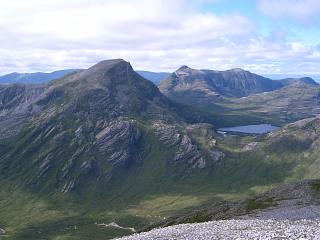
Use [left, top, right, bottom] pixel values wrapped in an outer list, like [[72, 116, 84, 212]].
[[0, 69, 79, 84], [0, 69, 168, 85], [159, 65, 319, 98], [159, 66, 320, 127], [136, 71, 169, 85], [0, 59, 319, 240]]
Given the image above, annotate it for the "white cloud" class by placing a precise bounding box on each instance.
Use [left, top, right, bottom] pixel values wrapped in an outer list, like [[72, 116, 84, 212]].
[[257, 0, 320, 21], [0, 0, 319, 75]]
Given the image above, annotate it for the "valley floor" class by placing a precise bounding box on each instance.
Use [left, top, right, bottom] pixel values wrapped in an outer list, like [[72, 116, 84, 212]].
[[114, 219, 320, 240]]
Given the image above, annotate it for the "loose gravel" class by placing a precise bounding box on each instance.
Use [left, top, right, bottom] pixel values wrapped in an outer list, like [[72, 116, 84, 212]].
[[253, 205, 320, 220], [115, 219, 320, 240]]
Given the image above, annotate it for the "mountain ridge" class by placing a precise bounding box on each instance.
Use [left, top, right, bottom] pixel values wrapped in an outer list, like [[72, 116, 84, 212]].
[[0, 69, 79, 84], [159, 66, 318, 99]]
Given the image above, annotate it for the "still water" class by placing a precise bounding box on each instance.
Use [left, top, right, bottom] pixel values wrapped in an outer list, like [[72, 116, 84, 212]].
[[218, 124, 278, 134]]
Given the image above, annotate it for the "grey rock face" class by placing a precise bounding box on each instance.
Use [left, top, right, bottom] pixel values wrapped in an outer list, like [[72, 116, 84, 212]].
[[28, 153, 55, 185], [174, 135, 205, 168], [0, 84, 46, 115], [152, 121, 205, 169], [96, 120, 141, 167], [242, 142, 259, 151], [152, 122, 181, 146], [208, 151, 225, 162], [61, 180, 76, 193], [0, 84, 46, 139]]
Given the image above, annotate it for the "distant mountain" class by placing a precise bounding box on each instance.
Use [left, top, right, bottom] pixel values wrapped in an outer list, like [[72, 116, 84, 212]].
[[136, 70, 169, 85], [263, 74, 320, 82], [278, 77, 319, 86], [0, 69, 79, 84], [159, 66, 319, 99], [225, 81, 320, 125], [159, 66, 283, 99]]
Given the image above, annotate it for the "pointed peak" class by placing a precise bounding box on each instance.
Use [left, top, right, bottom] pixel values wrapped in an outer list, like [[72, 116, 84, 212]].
[[174, 65, 198, 75], [50, 59, 134, 87], [228, 68, 246, 72], [177, 65, 191, 71], [88, 59, 129, 71], [299, 77, 317, 83]]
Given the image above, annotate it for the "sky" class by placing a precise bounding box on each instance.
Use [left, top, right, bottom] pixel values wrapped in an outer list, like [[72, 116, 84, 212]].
[[0, 0, 319, 75]]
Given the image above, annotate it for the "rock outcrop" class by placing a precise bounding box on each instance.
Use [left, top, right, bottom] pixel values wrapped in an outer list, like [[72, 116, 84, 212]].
[[152, 121, 205, 169]]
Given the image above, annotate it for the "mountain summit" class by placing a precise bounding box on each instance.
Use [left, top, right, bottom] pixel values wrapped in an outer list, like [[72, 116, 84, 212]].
[[48, 59, 169, 118], [159, 66, 283, 98]]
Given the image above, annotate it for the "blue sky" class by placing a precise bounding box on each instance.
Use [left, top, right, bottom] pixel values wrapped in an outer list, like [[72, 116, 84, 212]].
[[0, 0, 319, 75], [203, 0, 320, 46]]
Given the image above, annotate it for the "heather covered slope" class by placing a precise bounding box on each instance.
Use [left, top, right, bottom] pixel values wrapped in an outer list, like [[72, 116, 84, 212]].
[[118, 179, 320, 239], [147, 179, 320, 228]]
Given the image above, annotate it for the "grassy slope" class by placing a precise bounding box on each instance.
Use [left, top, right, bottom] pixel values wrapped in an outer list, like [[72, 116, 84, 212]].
[[1, 120, 319, 240]]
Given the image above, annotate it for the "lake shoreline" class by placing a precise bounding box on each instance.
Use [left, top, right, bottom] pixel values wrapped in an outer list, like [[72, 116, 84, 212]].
[[218, 124, 278, 134]]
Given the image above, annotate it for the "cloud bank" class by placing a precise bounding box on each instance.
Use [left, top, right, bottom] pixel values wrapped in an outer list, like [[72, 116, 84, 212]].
[[258, 0, 320, 21], [0, 0, 319, 74]]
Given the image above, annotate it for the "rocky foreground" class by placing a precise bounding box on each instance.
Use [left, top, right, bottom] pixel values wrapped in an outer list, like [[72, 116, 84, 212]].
[[115, 219, 320, 240]]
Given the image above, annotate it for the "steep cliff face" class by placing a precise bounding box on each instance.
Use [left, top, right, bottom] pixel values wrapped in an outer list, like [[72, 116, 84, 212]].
[[0, 84, 46, 139], [0, 84, 47, 116]]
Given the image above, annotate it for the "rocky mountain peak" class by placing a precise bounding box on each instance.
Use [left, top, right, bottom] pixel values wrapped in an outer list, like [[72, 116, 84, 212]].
[[279, 77, 319, 87], [295, 77, 318, 85], [176, 65, 190, 71], [160, 66, 284, 98], [227, 68, 246, 72], [86, 59, 129, 73], [174, 65, 202, 76], [51, 59, 132, 87]]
